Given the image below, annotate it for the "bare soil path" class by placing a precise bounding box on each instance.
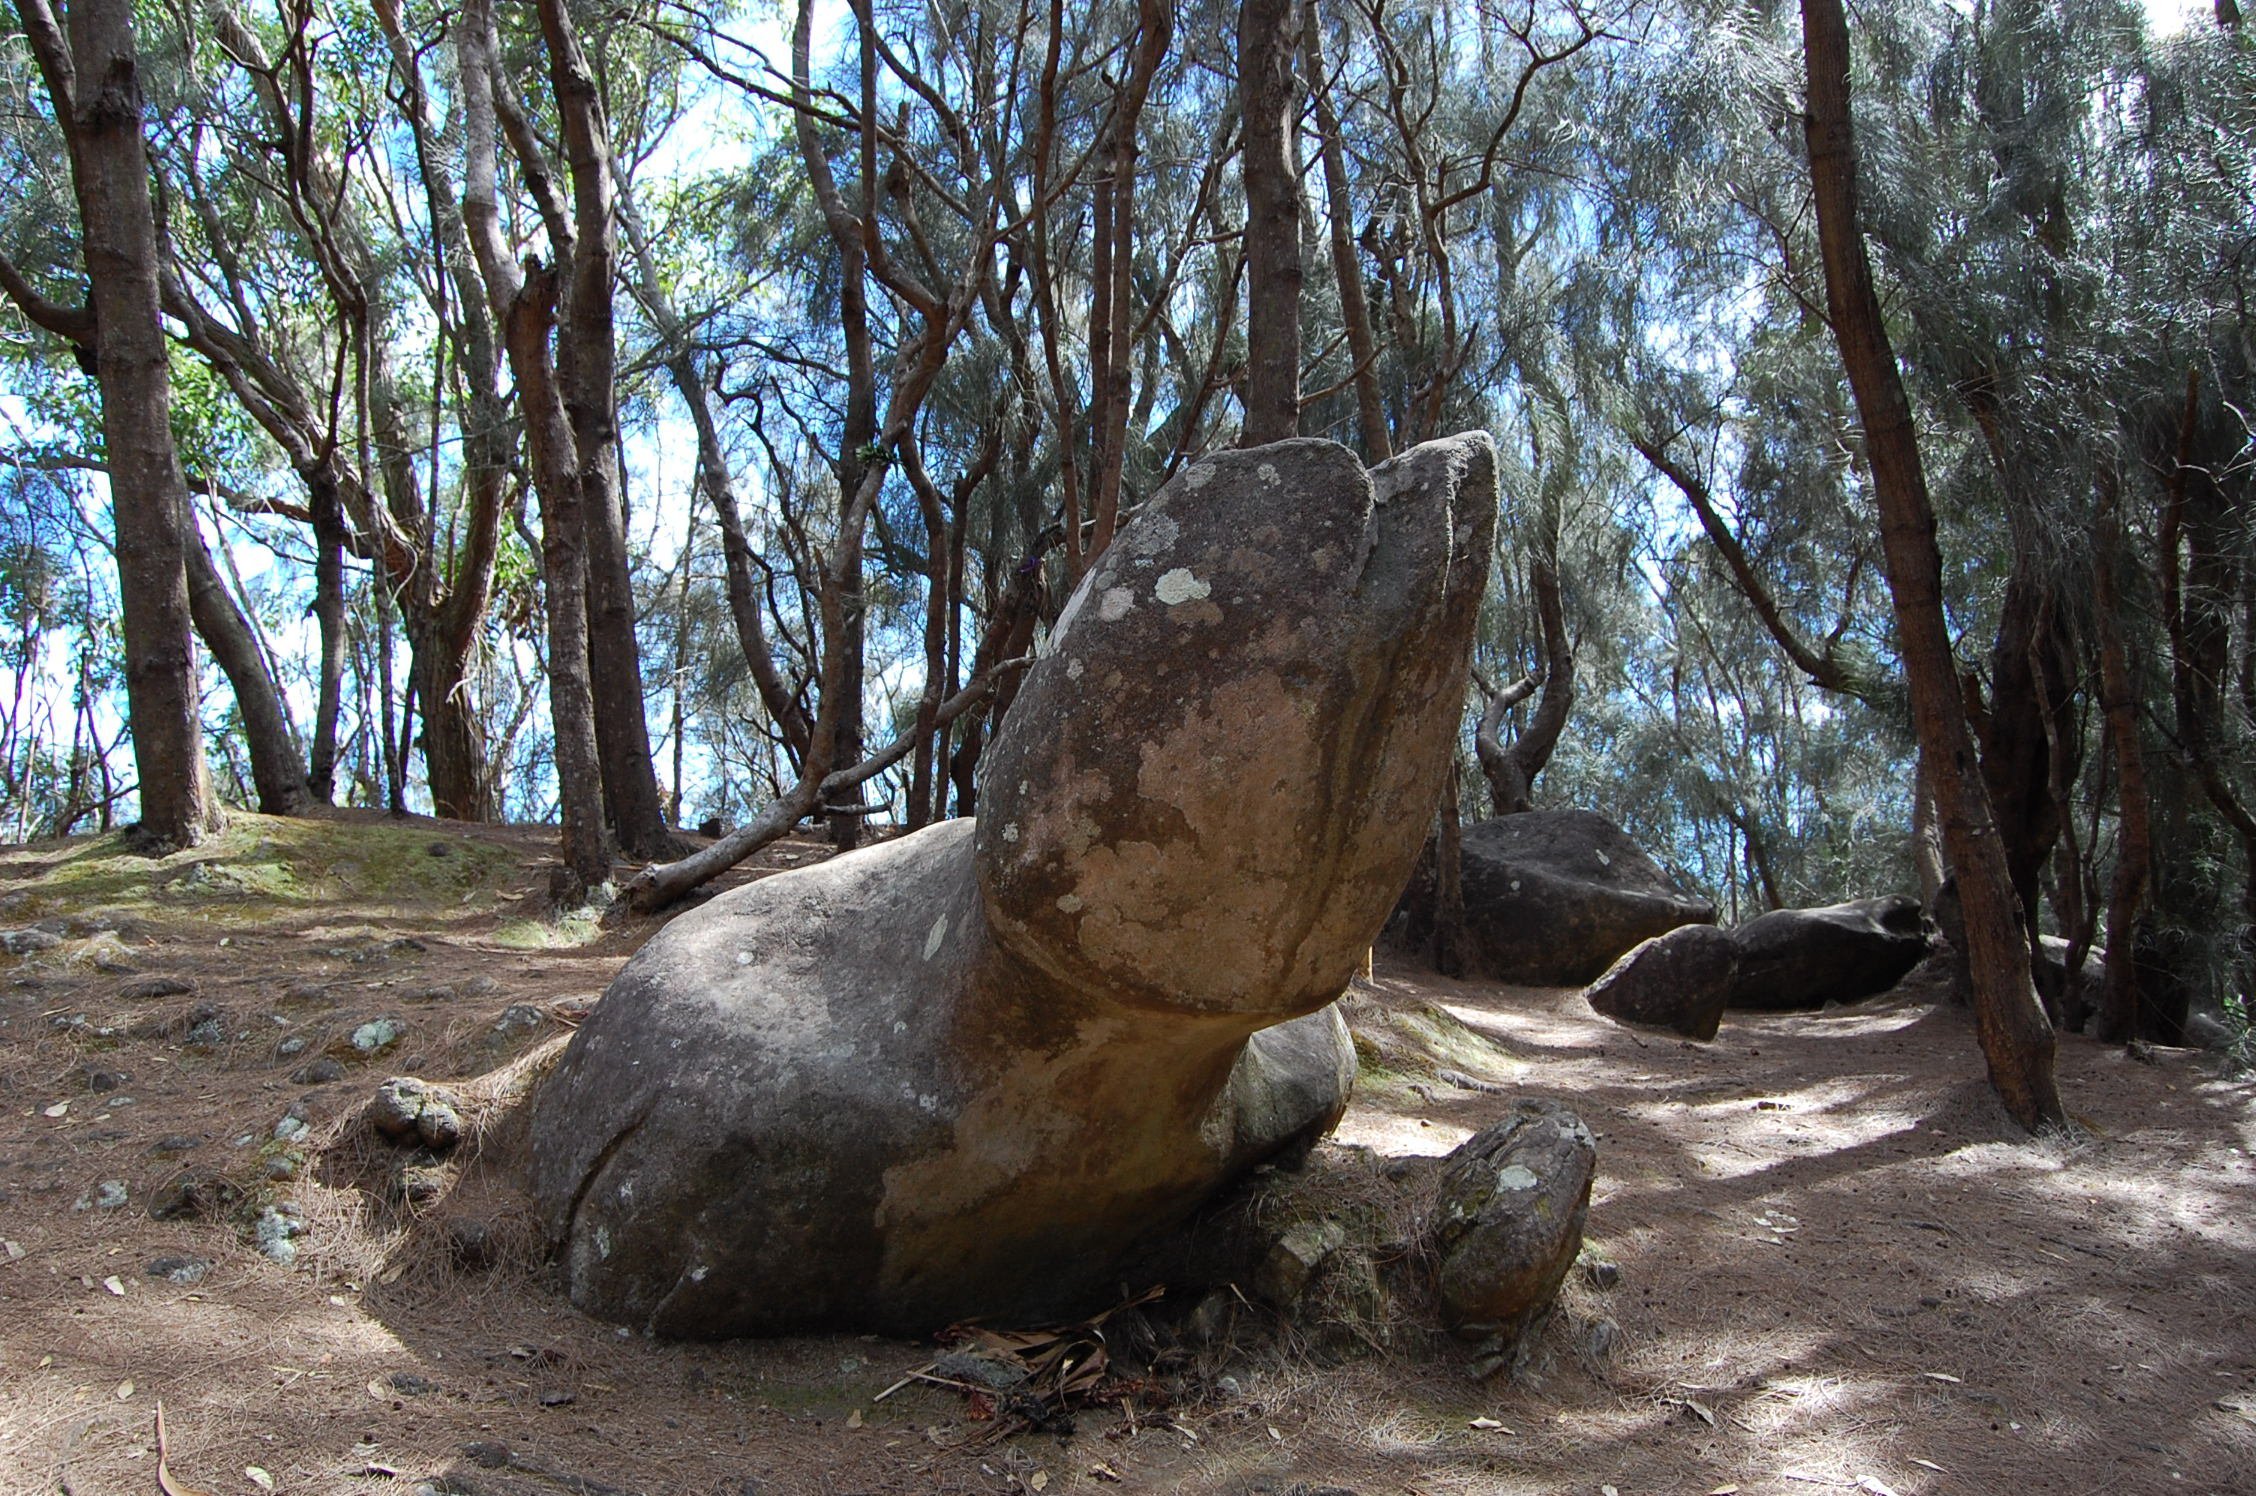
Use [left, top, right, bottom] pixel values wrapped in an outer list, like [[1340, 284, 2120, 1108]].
[[0, 813, 2249, 1496]]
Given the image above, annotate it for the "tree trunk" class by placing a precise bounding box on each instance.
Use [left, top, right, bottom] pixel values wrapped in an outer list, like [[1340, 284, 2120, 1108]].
[[1302, 0, 1389, 462], [1490, 548, 1574, 813], [32, 0, 218, 848], [505, 268, 613, 901], [538, 0, 671, 860], [1238, 0, 1303, 445], [2092, 464, 2152, 1043], [1801, 0, 2063, 1131], [180, 506, 310, 813], [307, 464, 347, 802]]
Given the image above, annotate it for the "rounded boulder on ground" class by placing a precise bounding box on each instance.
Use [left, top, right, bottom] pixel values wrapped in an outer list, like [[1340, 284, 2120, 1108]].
[[1395, 809, 1715, 985], [1584, 922, 1741, 1040], [1430, 1100, 1596, 1366], [1725, 895, 1930, 1011]]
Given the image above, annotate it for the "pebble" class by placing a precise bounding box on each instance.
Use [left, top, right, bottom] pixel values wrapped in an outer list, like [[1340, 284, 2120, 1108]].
[[144, 1255, 212, 1285], [255, 1204, 305, 1265], [292, 1058, 345, 1085]]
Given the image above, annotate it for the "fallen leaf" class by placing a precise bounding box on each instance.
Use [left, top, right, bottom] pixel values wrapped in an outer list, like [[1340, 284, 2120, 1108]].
[[39, 1355, 52, 1368], [1029, 1474, 1048, 1492], [102, 1276, 126, 1297], [846, 1408, 864, 1429], [116, 1379, 135, 1400], [1710, 1486, 1742, 1494], [1685, 1397, 1717, 1426], [1857, 1479, 1905, 1496], [4, 1240, 23, 1259], [1268, 1426, 1283, 1442], [43, 1100, 68, 1118], [156, 1402, 211, 1496], [1921, 1371, 1962, 1384], [245, 1467, 275, 1491], [1469, 1416, 1511, 1431], [1603, 1486, 1621, 1496], [1910, 1459, 1945, 1473], [1089, 1464, 1122, 1483]]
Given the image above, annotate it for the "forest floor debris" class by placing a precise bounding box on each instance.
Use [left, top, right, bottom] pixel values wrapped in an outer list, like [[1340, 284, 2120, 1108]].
[[0, 810, 2251, 1494]]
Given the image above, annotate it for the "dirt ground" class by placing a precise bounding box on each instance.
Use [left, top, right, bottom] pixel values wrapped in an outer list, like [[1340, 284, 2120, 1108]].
[[1, 809, 2251, 1496]]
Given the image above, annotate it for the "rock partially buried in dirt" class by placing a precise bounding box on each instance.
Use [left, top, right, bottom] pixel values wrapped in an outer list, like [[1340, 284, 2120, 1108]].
[[144, 1254, 212, 1285], [1726, 895, 1929, 1011], [1, 927, 62, 955], [148, 1168, 241, 1221], [370, 1077, 464, 1151], [1394, 810, 1714, 985], [120, 974, 198, 1000], [1431, 1100, 1595, 1374], [1585, 923, 1741, 1041], [351, 1017, 406, 1054], [528, 435, 1497, 1336]]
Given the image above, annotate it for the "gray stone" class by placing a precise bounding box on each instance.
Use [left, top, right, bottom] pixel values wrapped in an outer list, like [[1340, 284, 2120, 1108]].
[[148, 1168, 240, 1221], [351, 1017, 405, 1054], [2, 928, 62, 955], [528, 435, 1497, 1337], [292, 1058, 345, 1085], [1396, 811, 1714, 984], [1431, 1100, 1596, 1362], [255, 1204, 304, 1264], [1584, 923, 1740, 1041], [91, 1179, 128, 1209], [1254, 1219, 1348, 1309], [145, 1255, 212, 1284], [369, 1077, 463, 1151], [1726, 895, 1930, 1011]]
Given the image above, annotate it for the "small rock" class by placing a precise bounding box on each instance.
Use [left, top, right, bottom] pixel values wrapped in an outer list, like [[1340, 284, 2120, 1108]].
[[444, 1217, 500, 1271], [82, 1066, 131, 1092], [281, 981, 331, 1005], [1580, 1255, 1621, 1289], [1253, 1218, 1348, 1309], [90, 1179, 129, 1210], [145, 1255, 212, 1284], [146, 1134, 198, 1158], [370, 1076, 464, 1152], [292, 1058, 345, 1085], [2183, 1011, 2232, 1050], [931, 1350, 1029, 1391], [1185, 1286, 1237, 1347], [121, 975, 198, 1000], [263, 1155, 299, 1182], [275, 1036, 309, 1058], [1, 928, 63, 955], [390, 1372, 439, 1396], [426, 841, 453, 859], [148, 1168, 240, 1221], [351, 1018, 405, 1054], [397, 1163, 449, 1204], [537, 1389, 575, 1408], [255, 1204, 305, 1264], [463, 1442, 513, 1470], [274, 1115, 312, 1144]]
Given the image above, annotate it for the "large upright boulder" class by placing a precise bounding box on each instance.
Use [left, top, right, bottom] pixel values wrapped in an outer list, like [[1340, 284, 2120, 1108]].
[[1397, 810, 1714, 984], [1725, 894, 1930, 1011], [1584, 923, 1740, 1040], [526, 435, 1497, 1337]]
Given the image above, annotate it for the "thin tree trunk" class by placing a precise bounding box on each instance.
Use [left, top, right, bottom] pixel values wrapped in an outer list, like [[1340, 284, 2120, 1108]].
[[1303, 0, 1389, 462], [2092, 464, 2152, 1042], [1239, 0, 1303, 445], [1491, 549, 1574, 813], [180, 507, 309, 813], [1801, 0, 2063, 1131], [24, 0, 218, 848], [537, 0, 670, 860], [308, 465, 346, 802]]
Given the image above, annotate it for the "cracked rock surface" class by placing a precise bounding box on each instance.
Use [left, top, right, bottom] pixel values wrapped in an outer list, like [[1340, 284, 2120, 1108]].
[[527, 434, 1497, 1337]]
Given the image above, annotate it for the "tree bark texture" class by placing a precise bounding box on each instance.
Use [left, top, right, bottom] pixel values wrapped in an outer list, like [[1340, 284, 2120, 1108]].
[[538, 0, 671, 860], [1801, 0, 2063, 1131], [180, 507, 309, 813], [34, 0, 218, 847], [1238, 0, 1303, 445]]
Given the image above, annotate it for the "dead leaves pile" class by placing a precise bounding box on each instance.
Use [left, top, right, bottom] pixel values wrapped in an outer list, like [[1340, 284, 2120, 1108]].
[[878, 1287, 1167, 1442]]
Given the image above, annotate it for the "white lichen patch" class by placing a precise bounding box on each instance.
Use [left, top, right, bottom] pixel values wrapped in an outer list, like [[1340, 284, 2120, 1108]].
[[1257, 461, 1280, 485], [1185, 464, 1213, 489], [1494, 1164, 1540, 1192], [1056, 893, 1085, 913], [1128, 512, 1181, 556], [1155, 568, 1212, 606], [1001, 823, 1020, 844], [923, 913, 950, 960], [1099, 587, 1136, 621], [1067, 658, 1085, 680]]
